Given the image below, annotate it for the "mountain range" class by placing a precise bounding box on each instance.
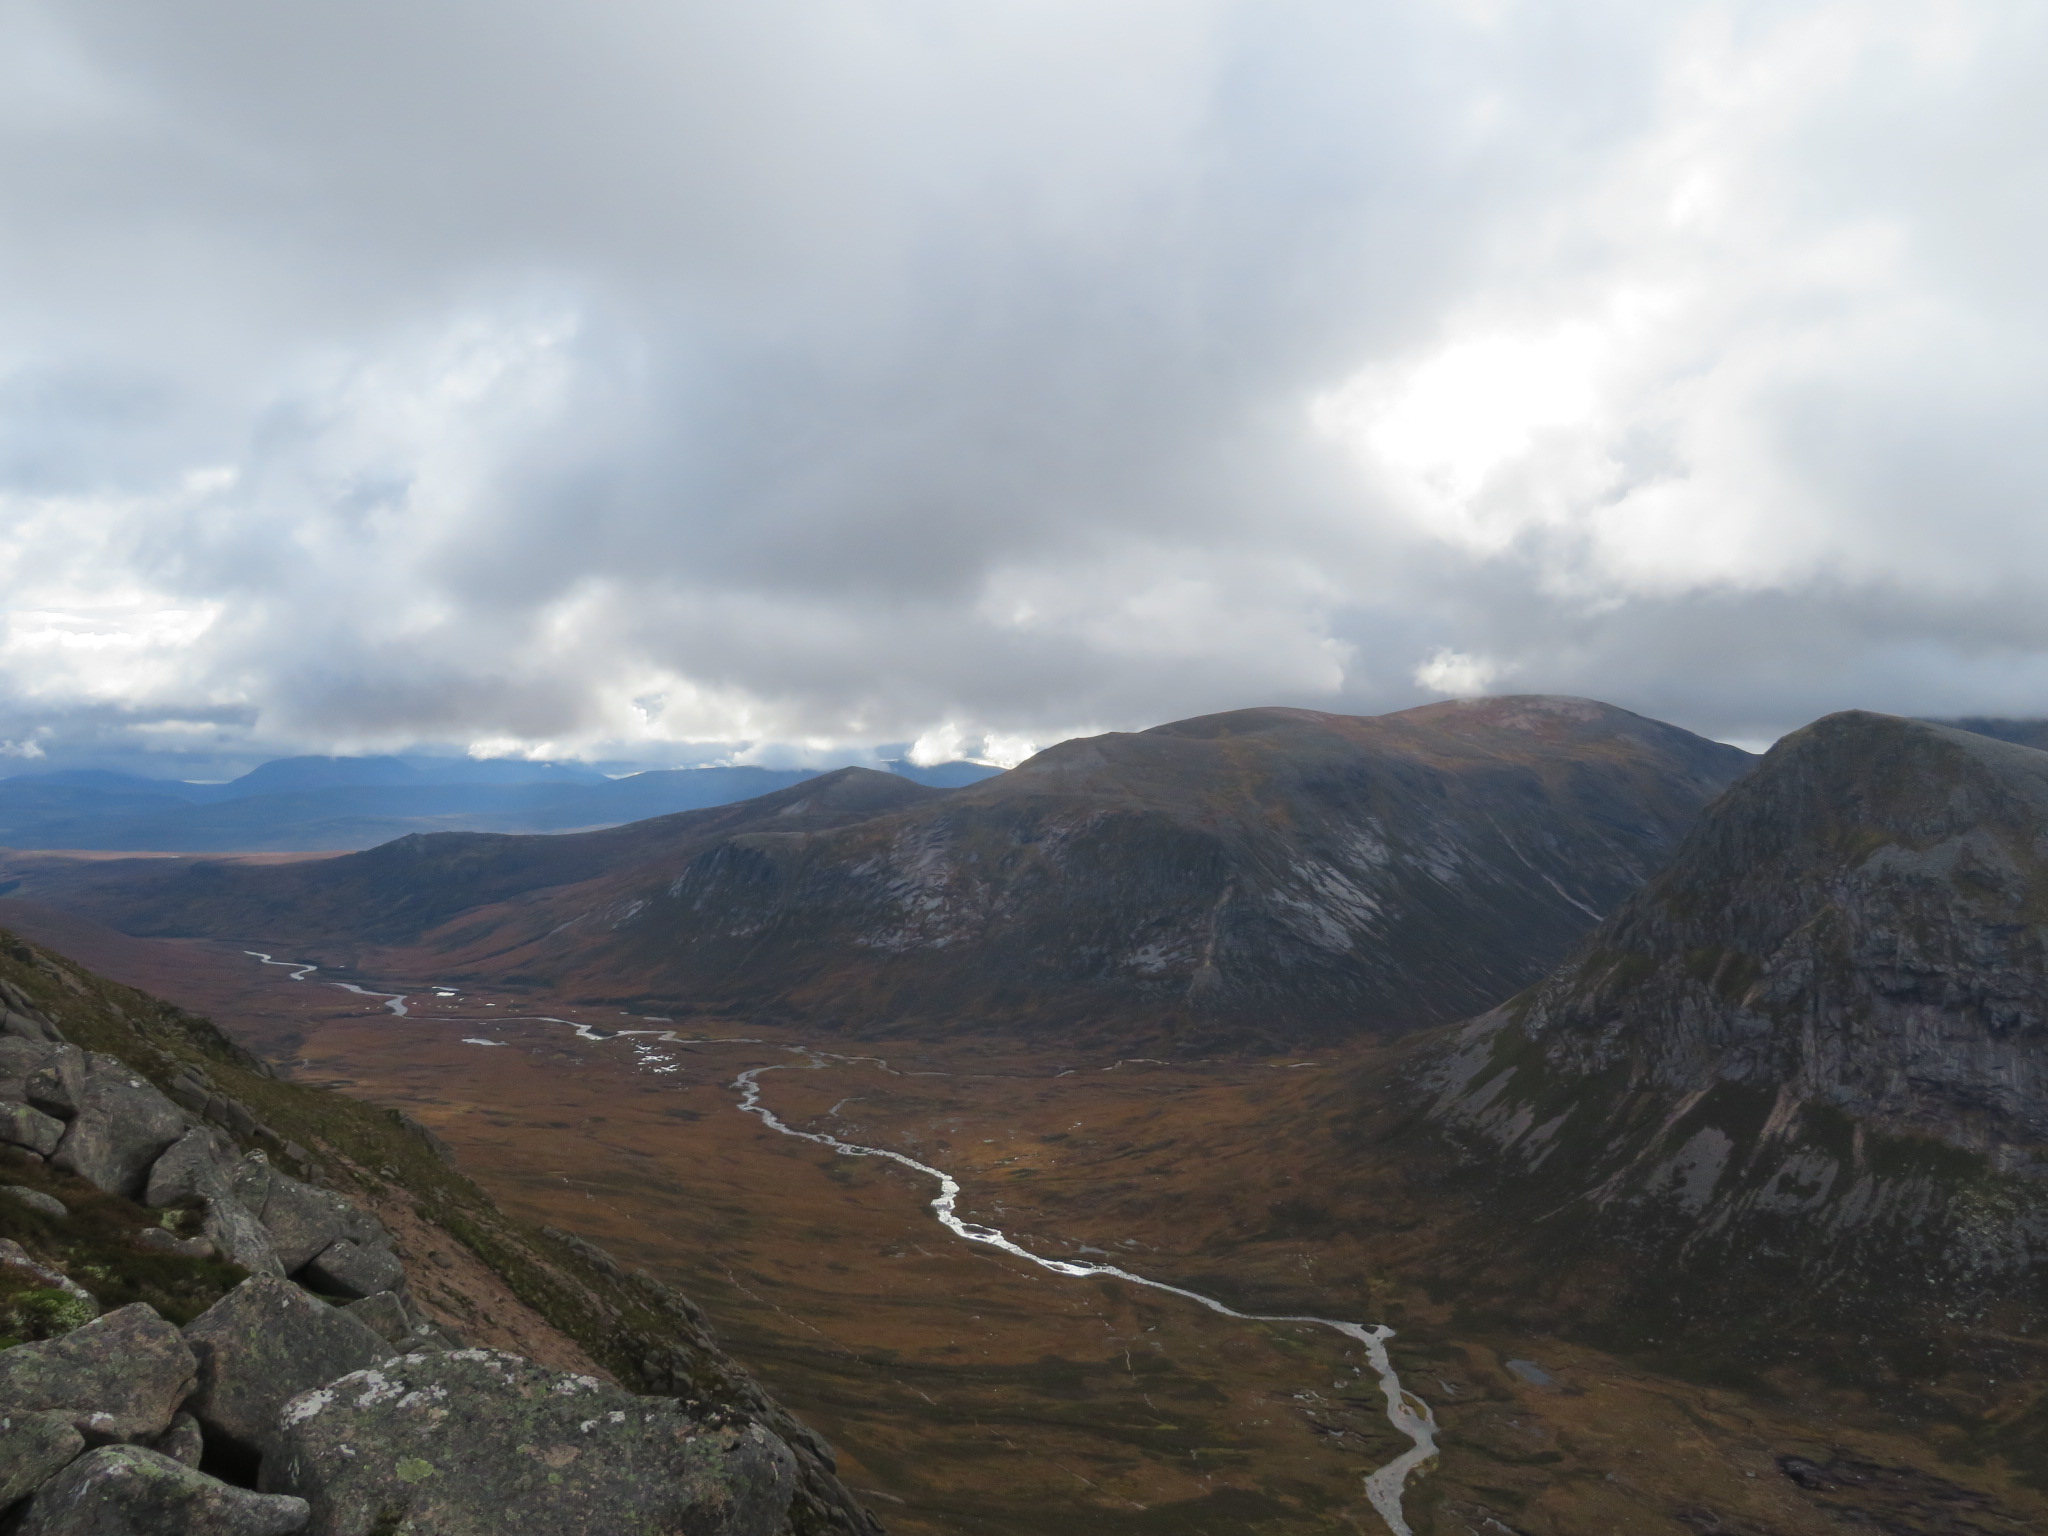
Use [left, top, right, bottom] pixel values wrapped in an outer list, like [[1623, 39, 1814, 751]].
[[0, 754, 999, 853], [0, 696, 1753, 1046]]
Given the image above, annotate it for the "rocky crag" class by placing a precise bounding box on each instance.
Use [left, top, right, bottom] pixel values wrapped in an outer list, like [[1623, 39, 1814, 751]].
[[0, 930, 878, 1534], [1420, 713, 2048, 1450]]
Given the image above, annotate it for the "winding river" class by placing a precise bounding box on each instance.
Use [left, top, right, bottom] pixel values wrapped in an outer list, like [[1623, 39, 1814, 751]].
[[241, 953, 1438, 1533]]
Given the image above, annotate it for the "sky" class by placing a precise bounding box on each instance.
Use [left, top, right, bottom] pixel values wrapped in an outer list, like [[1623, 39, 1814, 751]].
[[2, 0, 2046, 775]]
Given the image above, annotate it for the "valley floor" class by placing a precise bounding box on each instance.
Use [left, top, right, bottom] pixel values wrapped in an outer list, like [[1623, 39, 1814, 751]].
[[2, 895, 2040, 1536]]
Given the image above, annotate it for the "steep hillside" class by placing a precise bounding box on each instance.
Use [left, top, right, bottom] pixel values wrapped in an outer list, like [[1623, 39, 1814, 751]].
[[430, 696, 1751, 1045], [1422, 712, 2048, 1401], [0, 926, 878, 1533]]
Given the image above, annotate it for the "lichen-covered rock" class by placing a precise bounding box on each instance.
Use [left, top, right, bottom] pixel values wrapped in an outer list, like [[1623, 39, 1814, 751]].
[[0, 1035, 57, 1095], [1, 1104, 64, 1157], [140, 1128, 237, 1209], [338, 1292, 409, 1345], [4, 1185, 67, 1218], [0, 1408, 83, 1510], [231, 1156, 387, 1273], [149, 1411, 204, 1469], [50, 1059, 190, 1198], [263, 1350, 796, 1536], [15, 1445, 309, 1535], [0, 1305, 196, 1445], [140, 1132, 282, 1275], [23, 1046, 86, 1121], [182, 1276, 389, 1460], [299, 1240, 402, 1300]]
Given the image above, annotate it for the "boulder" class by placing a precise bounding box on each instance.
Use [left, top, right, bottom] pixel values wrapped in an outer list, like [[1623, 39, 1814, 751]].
[[0, 1305, 196, 1445], [15, 1445, 309, 1535], [0, 1409, 83, 1510], [23, 1047, 87, 1120], [144, 1136, 284, 1273], [0, 1035, 56, 1095], [149, 1412, 204, 1469], [299, 1241, 403, 1301], [1, 1007, 62, 1046], [140, 1129, 238, 1210], [232, 1157, 387, 1274], [2, 1104, 64, 1157], [200, 1196, 284, 1278], [339, 1293, 409, 1345], [182, 1276, 390, 1461], [50, 1059, 189, 1199], [3, 1185, 67, 1218], [263, 1350, 797, 1536]]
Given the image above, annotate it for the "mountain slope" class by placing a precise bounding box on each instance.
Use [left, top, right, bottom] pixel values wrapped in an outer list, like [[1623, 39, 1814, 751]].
[[1, 768, 946, 951], [1422, 711, 2048, 1391], [486, 695, 1749, 1044], [0, 926, 877, 1533]]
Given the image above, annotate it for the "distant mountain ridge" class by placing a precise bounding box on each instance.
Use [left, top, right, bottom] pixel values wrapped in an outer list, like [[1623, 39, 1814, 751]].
[[7, 697, 1754, 1048], [0, 754, 1000, 852]]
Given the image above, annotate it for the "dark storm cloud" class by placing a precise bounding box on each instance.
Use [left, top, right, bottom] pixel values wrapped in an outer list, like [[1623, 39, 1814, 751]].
[[2, 0, 2046, 771]]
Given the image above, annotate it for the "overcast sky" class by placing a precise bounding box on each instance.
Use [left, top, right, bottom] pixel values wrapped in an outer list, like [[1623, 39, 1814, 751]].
[[2, 0, 2045, 773]]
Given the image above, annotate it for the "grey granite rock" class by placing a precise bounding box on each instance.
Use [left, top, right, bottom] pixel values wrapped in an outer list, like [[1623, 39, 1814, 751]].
[[1, 1104, 64, 1157], [182, 1276, 389, 1461], [0, 1305, 196, 1445], [338, 1292, 409, 1345], [148, 1412, 204, 1469], [264, 1349, 796, 1536], [16, 1445, 309, 1535], [23, 1047, 86, 1121], [3, 1185, 66, 1218], [50, 1058, 190, 1199], [0, 1036, 56, 1096], [0, 1409, 84, 1510], [0, 1007, 62, 1046], [231, 1156, 387, 1274], [140, 1129, 237, 1210], [298, 1240, 402, 1301]]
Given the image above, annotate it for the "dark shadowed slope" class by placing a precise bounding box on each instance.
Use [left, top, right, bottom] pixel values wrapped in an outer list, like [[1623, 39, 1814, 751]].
[[1424, 711, 2048, 1375]]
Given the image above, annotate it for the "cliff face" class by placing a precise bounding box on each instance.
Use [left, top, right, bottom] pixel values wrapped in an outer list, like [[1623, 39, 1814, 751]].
[[439, 696, 1752, 1045], [1425, 712, 2048, 1361]]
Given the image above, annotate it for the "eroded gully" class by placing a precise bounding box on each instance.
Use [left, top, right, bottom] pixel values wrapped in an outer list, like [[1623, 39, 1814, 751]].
[[245, 955, 1439, 1534]]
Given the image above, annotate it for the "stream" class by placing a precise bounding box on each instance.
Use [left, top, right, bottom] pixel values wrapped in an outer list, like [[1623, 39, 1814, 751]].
[[241, 953, 1438, 1533], [735, 1049, 1439, 1536]]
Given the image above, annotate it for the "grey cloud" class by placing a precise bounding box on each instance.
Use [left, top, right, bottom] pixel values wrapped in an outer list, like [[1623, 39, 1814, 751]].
[[1, 0, 2046, 774]]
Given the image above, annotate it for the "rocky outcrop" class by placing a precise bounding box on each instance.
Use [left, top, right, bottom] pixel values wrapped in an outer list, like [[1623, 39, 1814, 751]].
[[0, 1306, 196, 1445], [16, 1446, 310, 1536], [0, 933, 873, 1535], [183, 1277, 391, 1461], [265, 1350, 797, 1536], [1425, 711, 2048, 1342]]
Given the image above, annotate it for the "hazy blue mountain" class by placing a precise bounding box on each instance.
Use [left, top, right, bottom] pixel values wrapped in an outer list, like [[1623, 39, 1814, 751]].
[[0, 754, 1003, 851]]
